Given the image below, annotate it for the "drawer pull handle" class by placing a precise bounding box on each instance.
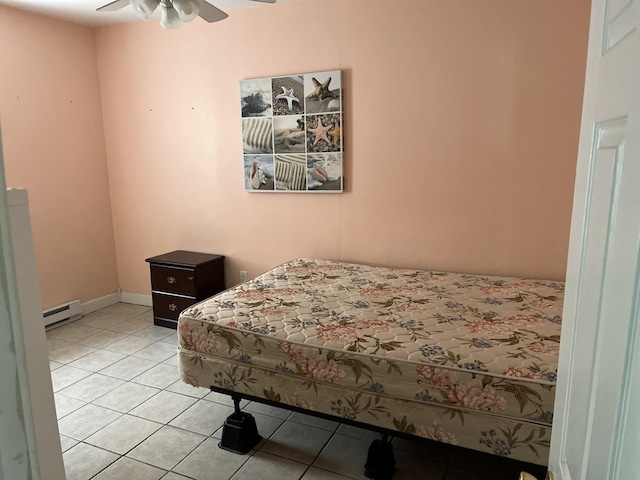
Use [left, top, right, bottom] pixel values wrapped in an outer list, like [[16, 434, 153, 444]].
[[169, 303, 178, 311], [167, 276, 176, 284]]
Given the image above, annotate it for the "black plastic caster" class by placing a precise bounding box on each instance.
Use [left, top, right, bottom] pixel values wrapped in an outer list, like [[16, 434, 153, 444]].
[[218, 411, 261, 454], [364, 435, 396, 479], [217, 395, 261, 454]]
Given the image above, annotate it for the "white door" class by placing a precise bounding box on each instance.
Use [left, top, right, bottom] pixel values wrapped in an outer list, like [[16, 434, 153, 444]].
[[549, 0, 639, 478], [0, 134, 65, 478]]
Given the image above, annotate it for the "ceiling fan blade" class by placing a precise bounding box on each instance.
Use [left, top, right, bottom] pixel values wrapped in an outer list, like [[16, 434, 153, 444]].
[[97, 0, 130, 12], [249, 0, 276, 3], [197, 0, 229, 22]]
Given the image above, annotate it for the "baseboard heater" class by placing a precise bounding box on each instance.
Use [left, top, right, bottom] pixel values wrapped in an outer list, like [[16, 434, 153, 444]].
[[43, 300, 81, 327]]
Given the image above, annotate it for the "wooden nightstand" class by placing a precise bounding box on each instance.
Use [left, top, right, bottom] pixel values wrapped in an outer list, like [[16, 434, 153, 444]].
[[145, 250, 225, 329]]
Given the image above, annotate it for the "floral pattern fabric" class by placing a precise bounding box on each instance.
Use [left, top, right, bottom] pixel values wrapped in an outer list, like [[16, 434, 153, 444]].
[[178, 259, 563, 465]]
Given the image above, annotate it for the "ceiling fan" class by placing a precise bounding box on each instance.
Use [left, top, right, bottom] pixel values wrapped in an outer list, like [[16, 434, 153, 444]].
[[97, 0, 276, 29]]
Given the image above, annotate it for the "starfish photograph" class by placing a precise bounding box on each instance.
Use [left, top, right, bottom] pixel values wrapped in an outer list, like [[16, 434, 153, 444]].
[[308, 77, 334, 101], [275, 86, 300, 111], [271, 75, 304, 115], [328, 123, 341, 146], [305, 70, 342, 114], [307, 114, 341, 152], [309, 117, 331, 146]]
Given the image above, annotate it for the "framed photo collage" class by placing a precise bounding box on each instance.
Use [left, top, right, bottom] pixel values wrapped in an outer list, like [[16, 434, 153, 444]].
[[240, 69, 343, 193]]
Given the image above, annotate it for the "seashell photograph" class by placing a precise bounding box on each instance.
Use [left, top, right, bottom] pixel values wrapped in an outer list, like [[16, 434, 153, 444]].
[[244, 155, 274, 190], [307, 153, 342, 191], [240, 78, 272, 117]]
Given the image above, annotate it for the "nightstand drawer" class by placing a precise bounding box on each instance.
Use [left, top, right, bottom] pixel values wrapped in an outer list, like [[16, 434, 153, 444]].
[[150, 266, 196, 296], [151, 293, 196, 321], [147, 250, 225, 329]]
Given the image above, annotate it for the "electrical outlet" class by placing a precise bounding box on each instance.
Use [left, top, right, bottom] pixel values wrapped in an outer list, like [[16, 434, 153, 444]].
[[240, 271, 248, 283]]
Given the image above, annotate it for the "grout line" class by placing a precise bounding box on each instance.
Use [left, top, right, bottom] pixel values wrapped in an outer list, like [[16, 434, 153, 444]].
[[303, 426, 341, 477], [224, 448, 256, 480]]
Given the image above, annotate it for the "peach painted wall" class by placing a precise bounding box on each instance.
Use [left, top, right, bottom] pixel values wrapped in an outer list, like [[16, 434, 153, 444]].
[[0, 6, 118, 309], [96, 0, 590, 295]]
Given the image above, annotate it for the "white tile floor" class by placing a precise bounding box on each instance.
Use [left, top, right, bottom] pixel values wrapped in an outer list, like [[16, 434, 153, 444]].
[[49, 303, 541, 480]]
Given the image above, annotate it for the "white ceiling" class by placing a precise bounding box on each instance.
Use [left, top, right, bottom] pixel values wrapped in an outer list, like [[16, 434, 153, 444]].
[[0, 0, 275, 27]]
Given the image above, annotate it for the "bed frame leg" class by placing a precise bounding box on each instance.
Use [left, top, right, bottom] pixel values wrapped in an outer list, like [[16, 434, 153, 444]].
[[364, 434, 396, 480], [217, 395, 262, 455]]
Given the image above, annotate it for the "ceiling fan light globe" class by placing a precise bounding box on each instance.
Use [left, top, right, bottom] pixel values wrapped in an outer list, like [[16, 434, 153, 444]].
[[130, 0, 158, 21], [160, 4, 183, 28], [172, 0, 200, 22]]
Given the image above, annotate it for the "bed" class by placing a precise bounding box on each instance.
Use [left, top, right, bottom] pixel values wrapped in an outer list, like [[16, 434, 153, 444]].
[[177, 259, 563, 470]]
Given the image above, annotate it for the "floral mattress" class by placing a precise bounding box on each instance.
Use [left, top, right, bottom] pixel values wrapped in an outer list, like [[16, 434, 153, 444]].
[[177, 259, 564, 465]]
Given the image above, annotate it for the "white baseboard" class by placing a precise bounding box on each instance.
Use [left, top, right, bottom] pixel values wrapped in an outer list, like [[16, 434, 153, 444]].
[[120, 291, 152, 307], [81, 293, 119, 315], [79, 291, 152, 316]]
